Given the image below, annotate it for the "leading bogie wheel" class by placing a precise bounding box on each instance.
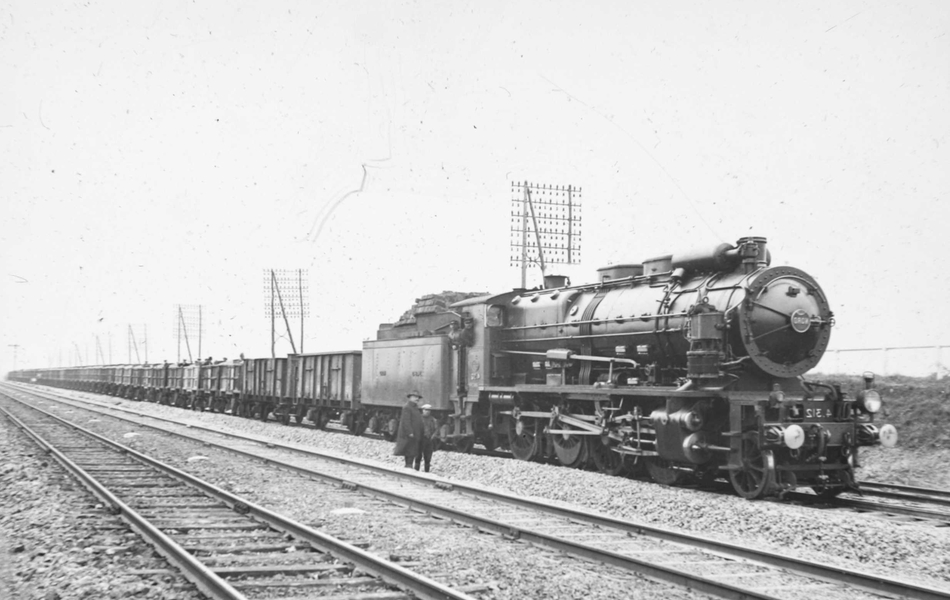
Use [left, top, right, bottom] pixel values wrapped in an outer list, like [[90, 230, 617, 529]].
[[729, 432, 777, 499], [591, 437, 627, 476], [646, 457, 685, 486]]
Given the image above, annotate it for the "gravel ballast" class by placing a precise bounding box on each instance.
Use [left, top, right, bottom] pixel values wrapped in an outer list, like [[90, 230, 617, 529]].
[[4, 387, 950, 599], [2, 393, 706, 600], [0, 415, 202, 600]]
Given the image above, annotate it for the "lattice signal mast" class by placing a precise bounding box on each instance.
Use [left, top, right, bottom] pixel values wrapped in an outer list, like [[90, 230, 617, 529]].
[[173, 305, 204, 363], [510, 181, 582, 289], [263, 269, 309, 358]]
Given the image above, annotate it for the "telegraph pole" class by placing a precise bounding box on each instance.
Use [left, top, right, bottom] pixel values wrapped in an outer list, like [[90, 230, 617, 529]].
[[8, 344, 20, 371], [510, 181, 583, 288], [263, 269, 309, 357], [173, 306, 204, 363]]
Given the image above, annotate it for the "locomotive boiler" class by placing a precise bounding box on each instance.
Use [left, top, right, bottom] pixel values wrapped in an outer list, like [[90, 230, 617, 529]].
[[448, 236, 897, 498]]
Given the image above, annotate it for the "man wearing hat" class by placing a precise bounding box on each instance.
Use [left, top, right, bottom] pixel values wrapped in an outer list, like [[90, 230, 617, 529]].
[[415, 403, 439, 472], [393, 390, 424, 468]]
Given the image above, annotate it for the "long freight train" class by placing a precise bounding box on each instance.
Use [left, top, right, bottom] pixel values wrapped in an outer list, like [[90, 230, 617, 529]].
[[7, 235, 898, 499]]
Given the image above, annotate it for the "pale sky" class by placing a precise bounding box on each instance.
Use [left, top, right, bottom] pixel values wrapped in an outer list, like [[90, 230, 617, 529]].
[[2, 0, 948, 374]]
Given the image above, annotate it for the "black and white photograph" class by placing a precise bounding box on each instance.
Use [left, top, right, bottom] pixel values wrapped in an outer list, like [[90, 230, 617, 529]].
[[1, 1, 949, 599]]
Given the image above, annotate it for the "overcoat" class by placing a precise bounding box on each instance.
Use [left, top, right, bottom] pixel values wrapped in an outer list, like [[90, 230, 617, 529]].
[[393, 401, 424, 457]]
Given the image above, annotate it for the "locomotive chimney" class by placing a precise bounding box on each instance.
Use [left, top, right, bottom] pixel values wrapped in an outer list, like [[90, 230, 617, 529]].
[[734, 236, 769, 273]]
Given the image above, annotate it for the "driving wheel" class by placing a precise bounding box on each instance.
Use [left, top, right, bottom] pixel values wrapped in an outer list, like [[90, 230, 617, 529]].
[[552, 431, 589, 468]]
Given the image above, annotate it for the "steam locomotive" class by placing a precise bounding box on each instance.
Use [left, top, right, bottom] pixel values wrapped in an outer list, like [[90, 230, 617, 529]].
[[8, 235, 897, 499]]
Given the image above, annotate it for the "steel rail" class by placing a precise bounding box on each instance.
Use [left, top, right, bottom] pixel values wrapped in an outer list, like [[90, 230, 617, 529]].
[[10, 383, 950, 600], [857, 481, 950, 506], [831, 497, 950, 523], [0, 403, 247, 600], [1, 386, 779, 600], [0, 391, 477, 600], [783, 487, 950, 524]]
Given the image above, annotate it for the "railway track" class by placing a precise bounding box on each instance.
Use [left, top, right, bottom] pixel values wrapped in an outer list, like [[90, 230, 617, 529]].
[[6, 382, 950, 600], [780, 481, 950, 527], [856, 481, 950, 506], [826, 485, 950, 527], [12, 383, 950, 525], [0, 388, 482, 600]]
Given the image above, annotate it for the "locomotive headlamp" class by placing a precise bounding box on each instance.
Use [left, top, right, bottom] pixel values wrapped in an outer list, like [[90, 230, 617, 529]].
[[856, 389, 882, 413], [783, 424, 805, 449]]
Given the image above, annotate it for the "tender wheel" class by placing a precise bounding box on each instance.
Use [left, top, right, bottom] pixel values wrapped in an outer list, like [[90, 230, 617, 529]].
[[509, 417, 539, 461], [314, 408, 327, 430], [729, 432, 777, 499], [552, 431, 589, 468], [646, 457, 685, 486], [591, 437, 627, 476]]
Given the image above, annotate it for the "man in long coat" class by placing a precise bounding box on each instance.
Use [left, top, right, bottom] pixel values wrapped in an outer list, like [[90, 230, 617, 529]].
[[393, 390, 424, 468]]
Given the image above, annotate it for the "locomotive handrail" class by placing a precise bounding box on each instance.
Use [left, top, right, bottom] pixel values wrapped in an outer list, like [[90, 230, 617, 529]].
[[502, 349, 638, 367], [501, 311, 690, 331]]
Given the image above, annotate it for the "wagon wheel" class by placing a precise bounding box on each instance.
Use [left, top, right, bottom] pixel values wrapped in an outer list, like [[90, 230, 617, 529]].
[[729, 432, 777, 499], [646, 457, 685, 486], [552, 431, 589, 468], [319, 409, 332, 429], [350, 411, 367, 436], [279, 410, 291, 426], [294, 407, 305, 424], [509, 417, 539, 461], [591, 437, 627, 476], [314, 408, 327, 430], [367, 415, 379, 435]]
